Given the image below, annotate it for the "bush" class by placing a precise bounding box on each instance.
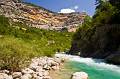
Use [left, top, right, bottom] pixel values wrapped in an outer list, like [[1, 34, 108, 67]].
[[0, 36, 36, 71]]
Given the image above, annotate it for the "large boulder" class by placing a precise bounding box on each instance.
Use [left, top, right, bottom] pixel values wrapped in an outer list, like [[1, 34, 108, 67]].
[[21, 74, 32, 79], [72, 72, 88, 79], [22, 68, 34, 74], [0, 73, 13, 79], [106, 54, 120, 65], [0, 70, 9, 74], [12, 72, 22, 78]]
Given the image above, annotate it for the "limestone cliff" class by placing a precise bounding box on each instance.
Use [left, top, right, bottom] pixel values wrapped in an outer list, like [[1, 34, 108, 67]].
[[0, 0, 87, 32]]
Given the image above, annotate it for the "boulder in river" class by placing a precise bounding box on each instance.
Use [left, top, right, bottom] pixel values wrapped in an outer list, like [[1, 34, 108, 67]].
[[72, 72, 88, 79], [106, 54, 120, 65]]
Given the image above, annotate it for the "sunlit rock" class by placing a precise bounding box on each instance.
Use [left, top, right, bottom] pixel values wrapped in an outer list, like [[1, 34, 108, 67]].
[[22, 68, 34, 74], [21, 74, 32, 79], [12, 72, 22, 78], [0, 73, 12, 79], [72, 72, 88, 79]]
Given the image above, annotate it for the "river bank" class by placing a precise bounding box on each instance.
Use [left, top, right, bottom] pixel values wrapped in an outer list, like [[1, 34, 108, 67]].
[[49, 62, 73, 79], [0, 56, 65, 79], [0, 53, 120, 79]]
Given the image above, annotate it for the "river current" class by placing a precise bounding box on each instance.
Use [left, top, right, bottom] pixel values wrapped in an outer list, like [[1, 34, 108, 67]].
[[55, 54, 120, 79]]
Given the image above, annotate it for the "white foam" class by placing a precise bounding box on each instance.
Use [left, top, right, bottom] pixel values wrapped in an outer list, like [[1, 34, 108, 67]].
[[55, 54, 120, 73]]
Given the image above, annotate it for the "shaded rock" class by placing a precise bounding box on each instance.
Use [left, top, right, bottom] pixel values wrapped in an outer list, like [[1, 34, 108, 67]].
[[106, 54, 120, 65], [72, 72, 88, 79]]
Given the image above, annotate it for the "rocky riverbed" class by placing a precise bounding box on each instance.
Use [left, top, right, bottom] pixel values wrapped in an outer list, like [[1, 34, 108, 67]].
[[0, 54, 89, 79], [0, 56, 65, 79]]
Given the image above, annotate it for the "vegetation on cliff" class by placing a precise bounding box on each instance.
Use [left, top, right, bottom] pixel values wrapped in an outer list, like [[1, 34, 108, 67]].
[[70, 0, 120, 64], [0, 15, 73, 71]]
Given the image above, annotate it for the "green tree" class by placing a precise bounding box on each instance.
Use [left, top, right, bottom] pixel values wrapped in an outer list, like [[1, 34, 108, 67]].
[[70, 0, 120, 64], [93, 1, 115, 26], [109, 0, 120, 24]]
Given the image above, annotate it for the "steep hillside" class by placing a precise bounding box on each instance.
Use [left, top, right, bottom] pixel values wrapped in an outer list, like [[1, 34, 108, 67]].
[[0, 0, 87, 32], [0, 15, 73, 71]]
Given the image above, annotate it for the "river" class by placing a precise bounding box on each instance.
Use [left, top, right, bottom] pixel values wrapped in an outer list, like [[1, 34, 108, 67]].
[[55, 54, 120, 79]]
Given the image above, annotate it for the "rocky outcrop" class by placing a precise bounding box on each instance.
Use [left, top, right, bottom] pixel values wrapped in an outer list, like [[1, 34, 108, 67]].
[[0, 56, 65, 79], [0, 0, 87, 32]]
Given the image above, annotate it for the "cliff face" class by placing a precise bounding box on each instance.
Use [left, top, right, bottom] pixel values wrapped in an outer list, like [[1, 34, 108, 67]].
[[0, 0, 87, 32]]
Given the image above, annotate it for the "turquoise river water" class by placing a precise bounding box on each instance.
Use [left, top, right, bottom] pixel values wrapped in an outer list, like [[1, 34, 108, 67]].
[[55, 54, 120, 79]]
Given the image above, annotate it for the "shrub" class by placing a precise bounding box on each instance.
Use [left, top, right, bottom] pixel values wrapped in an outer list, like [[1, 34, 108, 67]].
[[0, 36, 36, 71]]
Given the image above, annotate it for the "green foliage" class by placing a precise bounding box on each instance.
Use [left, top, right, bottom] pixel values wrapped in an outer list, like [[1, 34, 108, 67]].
[[73, 16, 92, 41], [94, 0, 120, 24], [0, 36, 35, 71], [70, 16, 94, 55], [0, 15, 10, 34], [0, 15, 73, 71], [93, 1, 115, 26], [70, 0, 120, 61], [109, 0, 120, 24]]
